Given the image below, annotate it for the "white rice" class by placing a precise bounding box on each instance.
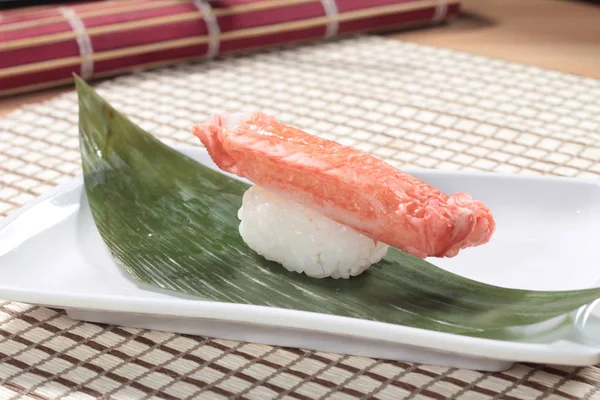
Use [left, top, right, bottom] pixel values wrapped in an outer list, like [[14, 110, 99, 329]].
[[238, 186, 389, 279]]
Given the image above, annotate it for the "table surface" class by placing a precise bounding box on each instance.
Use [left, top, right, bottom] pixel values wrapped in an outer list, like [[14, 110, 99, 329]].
[[1, 0, 599, 117]]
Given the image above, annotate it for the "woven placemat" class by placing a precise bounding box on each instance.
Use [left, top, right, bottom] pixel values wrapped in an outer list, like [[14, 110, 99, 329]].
[[1, 36, 600, 400]]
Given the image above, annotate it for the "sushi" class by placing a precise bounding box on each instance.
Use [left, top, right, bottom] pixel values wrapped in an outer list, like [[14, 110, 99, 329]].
[[193, 112, 495, 278]]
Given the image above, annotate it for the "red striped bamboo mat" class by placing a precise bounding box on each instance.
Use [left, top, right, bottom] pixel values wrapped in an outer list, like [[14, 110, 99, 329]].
[[1, 36, 600, 399], [0, 0, 460, 97]]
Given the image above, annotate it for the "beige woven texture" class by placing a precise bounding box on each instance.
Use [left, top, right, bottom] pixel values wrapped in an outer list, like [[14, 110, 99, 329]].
[[1, 36, 600, 400]]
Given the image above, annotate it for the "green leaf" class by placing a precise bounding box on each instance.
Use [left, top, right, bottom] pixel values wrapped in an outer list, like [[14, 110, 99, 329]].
[[75, 75, 600, 337]]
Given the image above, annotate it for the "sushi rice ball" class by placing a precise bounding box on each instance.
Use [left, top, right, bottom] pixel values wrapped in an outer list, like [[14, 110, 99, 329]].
[[238, 186, 389, 279]]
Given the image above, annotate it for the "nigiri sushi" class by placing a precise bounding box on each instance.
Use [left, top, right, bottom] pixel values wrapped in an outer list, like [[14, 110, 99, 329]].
[[192, 112, 495, 278]]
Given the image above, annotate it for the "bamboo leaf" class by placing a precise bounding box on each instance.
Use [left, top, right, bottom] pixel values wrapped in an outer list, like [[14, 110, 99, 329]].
[[75, 75, 600, 337]]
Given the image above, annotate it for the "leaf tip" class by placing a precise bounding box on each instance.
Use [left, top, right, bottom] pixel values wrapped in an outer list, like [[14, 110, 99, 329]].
[[73, 73, 86, 90]]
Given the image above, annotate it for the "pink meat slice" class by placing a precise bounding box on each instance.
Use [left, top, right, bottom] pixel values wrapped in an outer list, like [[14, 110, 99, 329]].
[[192, 112, 495, 258]]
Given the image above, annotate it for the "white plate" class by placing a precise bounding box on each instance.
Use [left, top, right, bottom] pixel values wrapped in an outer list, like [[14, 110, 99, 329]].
[[1, 146, 599, 372]]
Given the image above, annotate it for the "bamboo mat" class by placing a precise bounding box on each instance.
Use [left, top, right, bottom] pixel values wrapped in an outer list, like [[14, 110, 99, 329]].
[[1, 36, 600, 400], [0, 0, 461, 97]]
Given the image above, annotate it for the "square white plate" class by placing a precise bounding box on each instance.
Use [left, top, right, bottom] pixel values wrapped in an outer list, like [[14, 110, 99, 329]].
[[1, 146, 599, 372]]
